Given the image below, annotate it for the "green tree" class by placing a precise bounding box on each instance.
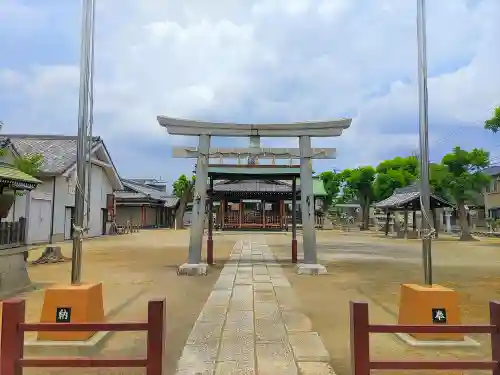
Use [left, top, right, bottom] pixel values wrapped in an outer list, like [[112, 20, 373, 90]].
[[14, 153, 44, 176], [440, 147, 490, 241], [319, 171, 342, 208], [373, 156, 419, 202], [485, 106, 500, 132], [336, 185, 357, 204], [172, 174, 195, 229], [429, 163, 449, 199], [342, 166, 376, 230]]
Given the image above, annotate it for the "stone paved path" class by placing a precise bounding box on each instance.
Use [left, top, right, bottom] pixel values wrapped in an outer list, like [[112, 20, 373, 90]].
[[175, 236, 336, 375]]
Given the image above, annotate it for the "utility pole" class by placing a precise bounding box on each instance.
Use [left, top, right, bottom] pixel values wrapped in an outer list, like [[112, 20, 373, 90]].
[[416, 0, 433, 285], [71, 0, 94, 285]]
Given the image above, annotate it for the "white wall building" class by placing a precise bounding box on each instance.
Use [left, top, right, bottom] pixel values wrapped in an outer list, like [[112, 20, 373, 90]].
[[3, 135, 123, 244]]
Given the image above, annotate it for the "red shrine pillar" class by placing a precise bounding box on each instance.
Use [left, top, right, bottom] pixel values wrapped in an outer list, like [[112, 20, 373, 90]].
[[279, 199, 284, 229], [291, 178, 298, 263], [220, 199, 225, 230], [207, 178, 214, 265], [263, 200, 266, 229], [239, 200, 243, 229]]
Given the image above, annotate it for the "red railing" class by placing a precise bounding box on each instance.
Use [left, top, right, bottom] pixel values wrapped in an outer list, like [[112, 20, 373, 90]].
[[350, 300, 500, 374], [0, 298, 166, 375]]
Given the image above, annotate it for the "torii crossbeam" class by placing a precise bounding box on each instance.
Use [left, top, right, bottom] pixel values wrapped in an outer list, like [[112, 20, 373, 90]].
[[172, 147, 337, 161], [158, 116, 351, 275]]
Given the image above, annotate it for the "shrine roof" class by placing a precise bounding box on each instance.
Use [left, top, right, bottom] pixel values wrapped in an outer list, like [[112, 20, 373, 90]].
[[373, 188, 453, 210], [211, 178, 327, 196], [0, 162, 41, 190]]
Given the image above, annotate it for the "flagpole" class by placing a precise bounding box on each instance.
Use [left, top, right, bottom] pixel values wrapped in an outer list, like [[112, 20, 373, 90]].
[[86, 0, 96, 231], [416, 0, 433, 286], [71, 0, 93, 284]]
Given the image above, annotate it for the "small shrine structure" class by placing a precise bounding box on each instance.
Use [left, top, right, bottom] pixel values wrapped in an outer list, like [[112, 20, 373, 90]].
[[374, 184, 453, 238]]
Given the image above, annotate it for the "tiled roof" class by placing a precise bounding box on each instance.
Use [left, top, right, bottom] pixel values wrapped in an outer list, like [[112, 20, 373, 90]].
[[120, 179, 179, 207], [393, 183, 419, 194], [122, 179, 168, 200], [164, 197, 180, 207], [114, 191, 145, 200], [1, 134, 101, 174], [374, 191, 421, 208], [126, 178, 168, 192], [482, 165, 500, 176], [212, 178, 328, 196], [0, 162, 41, 190], [375, 182, 420, 208], [374, 190, 452, 209]]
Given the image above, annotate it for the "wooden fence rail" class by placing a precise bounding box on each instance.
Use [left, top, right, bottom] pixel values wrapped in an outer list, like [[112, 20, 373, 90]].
[[350, 300, 500, 374], [0, 218, 26, 247], [0, 298, 166, 375]]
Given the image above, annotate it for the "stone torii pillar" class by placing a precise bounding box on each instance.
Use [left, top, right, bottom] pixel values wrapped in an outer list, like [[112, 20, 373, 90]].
[[157, 116, 351, 275], [298, 135, 320, 272], [186, 134, 210, 271]]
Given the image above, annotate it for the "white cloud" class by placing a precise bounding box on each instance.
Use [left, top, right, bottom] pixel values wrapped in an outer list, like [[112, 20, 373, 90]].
[[0, 0, 499, 179], [0, 0, 45, 33]]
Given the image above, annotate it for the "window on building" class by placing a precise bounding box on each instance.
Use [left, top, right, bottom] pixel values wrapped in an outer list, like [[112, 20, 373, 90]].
[[490, 208, 500, 219]]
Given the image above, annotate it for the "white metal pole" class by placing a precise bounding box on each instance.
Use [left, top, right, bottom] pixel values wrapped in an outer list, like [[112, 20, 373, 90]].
[[416, 0, 433, 285], [86, 0, 95, 232], [71, 0, 93, 284]]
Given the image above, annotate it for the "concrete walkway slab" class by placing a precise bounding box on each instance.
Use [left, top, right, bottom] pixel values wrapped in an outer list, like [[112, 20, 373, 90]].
[[175, 236, 334, 375]]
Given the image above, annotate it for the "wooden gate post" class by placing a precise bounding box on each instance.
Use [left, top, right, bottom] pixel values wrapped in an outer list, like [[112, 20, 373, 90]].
[[350, 301, 370, 375], [1, 299, 25, 375], [146, 299, 166, 375], [490, 301, 500, 375]]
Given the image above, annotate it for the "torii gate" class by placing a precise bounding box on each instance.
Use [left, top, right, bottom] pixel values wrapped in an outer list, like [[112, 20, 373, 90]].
[[157, 116, 351, 275]]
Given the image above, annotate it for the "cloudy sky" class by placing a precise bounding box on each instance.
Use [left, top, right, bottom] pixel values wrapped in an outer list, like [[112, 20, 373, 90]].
[[0, 0, 499, 187]]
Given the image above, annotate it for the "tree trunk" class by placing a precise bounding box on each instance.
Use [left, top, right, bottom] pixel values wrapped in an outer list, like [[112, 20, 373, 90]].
[[174, 185, 193, 229], [457, 201, 475, 241], [174, 199, 186, 229], [360, 198, 370, 230]]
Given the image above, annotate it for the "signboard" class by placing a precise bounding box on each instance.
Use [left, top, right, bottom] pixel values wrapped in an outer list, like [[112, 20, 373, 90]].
[[55, 307, 72, 323], [432, 308, 447, 324]]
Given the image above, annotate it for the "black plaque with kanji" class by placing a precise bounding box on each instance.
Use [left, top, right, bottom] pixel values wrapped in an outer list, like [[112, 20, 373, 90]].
[[55, 307, 72, 323], [432, 308, 447, 324]]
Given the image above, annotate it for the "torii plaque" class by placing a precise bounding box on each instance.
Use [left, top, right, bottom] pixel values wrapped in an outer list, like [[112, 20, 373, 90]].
[[157, 116, 351, 275]]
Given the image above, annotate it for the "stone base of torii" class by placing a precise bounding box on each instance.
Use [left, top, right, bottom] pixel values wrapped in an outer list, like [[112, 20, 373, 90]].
[[157, 116, 351, 275]]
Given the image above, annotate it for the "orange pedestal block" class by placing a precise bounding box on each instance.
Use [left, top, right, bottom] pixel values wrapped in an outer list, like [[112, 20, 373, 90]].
[[38, 283, 104, 341], [398, 283, 463, 341]]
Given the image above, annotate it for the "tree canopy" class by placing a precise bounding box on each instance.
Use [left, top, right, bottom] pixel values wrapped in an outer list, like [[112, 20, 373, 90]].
[[14, 153, 44, 176], [373, 156, 418, 201], [172, 174, 196, 229], [341, 166, 376, 229], [173, 174, 195, 198], [319, 171, 342, 207], [438, 147, 490, 240], [317, 143, 494, 239], [485, 106, 500, 133], [439, 147, 490, 203], [0, 145, 44, 177]]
